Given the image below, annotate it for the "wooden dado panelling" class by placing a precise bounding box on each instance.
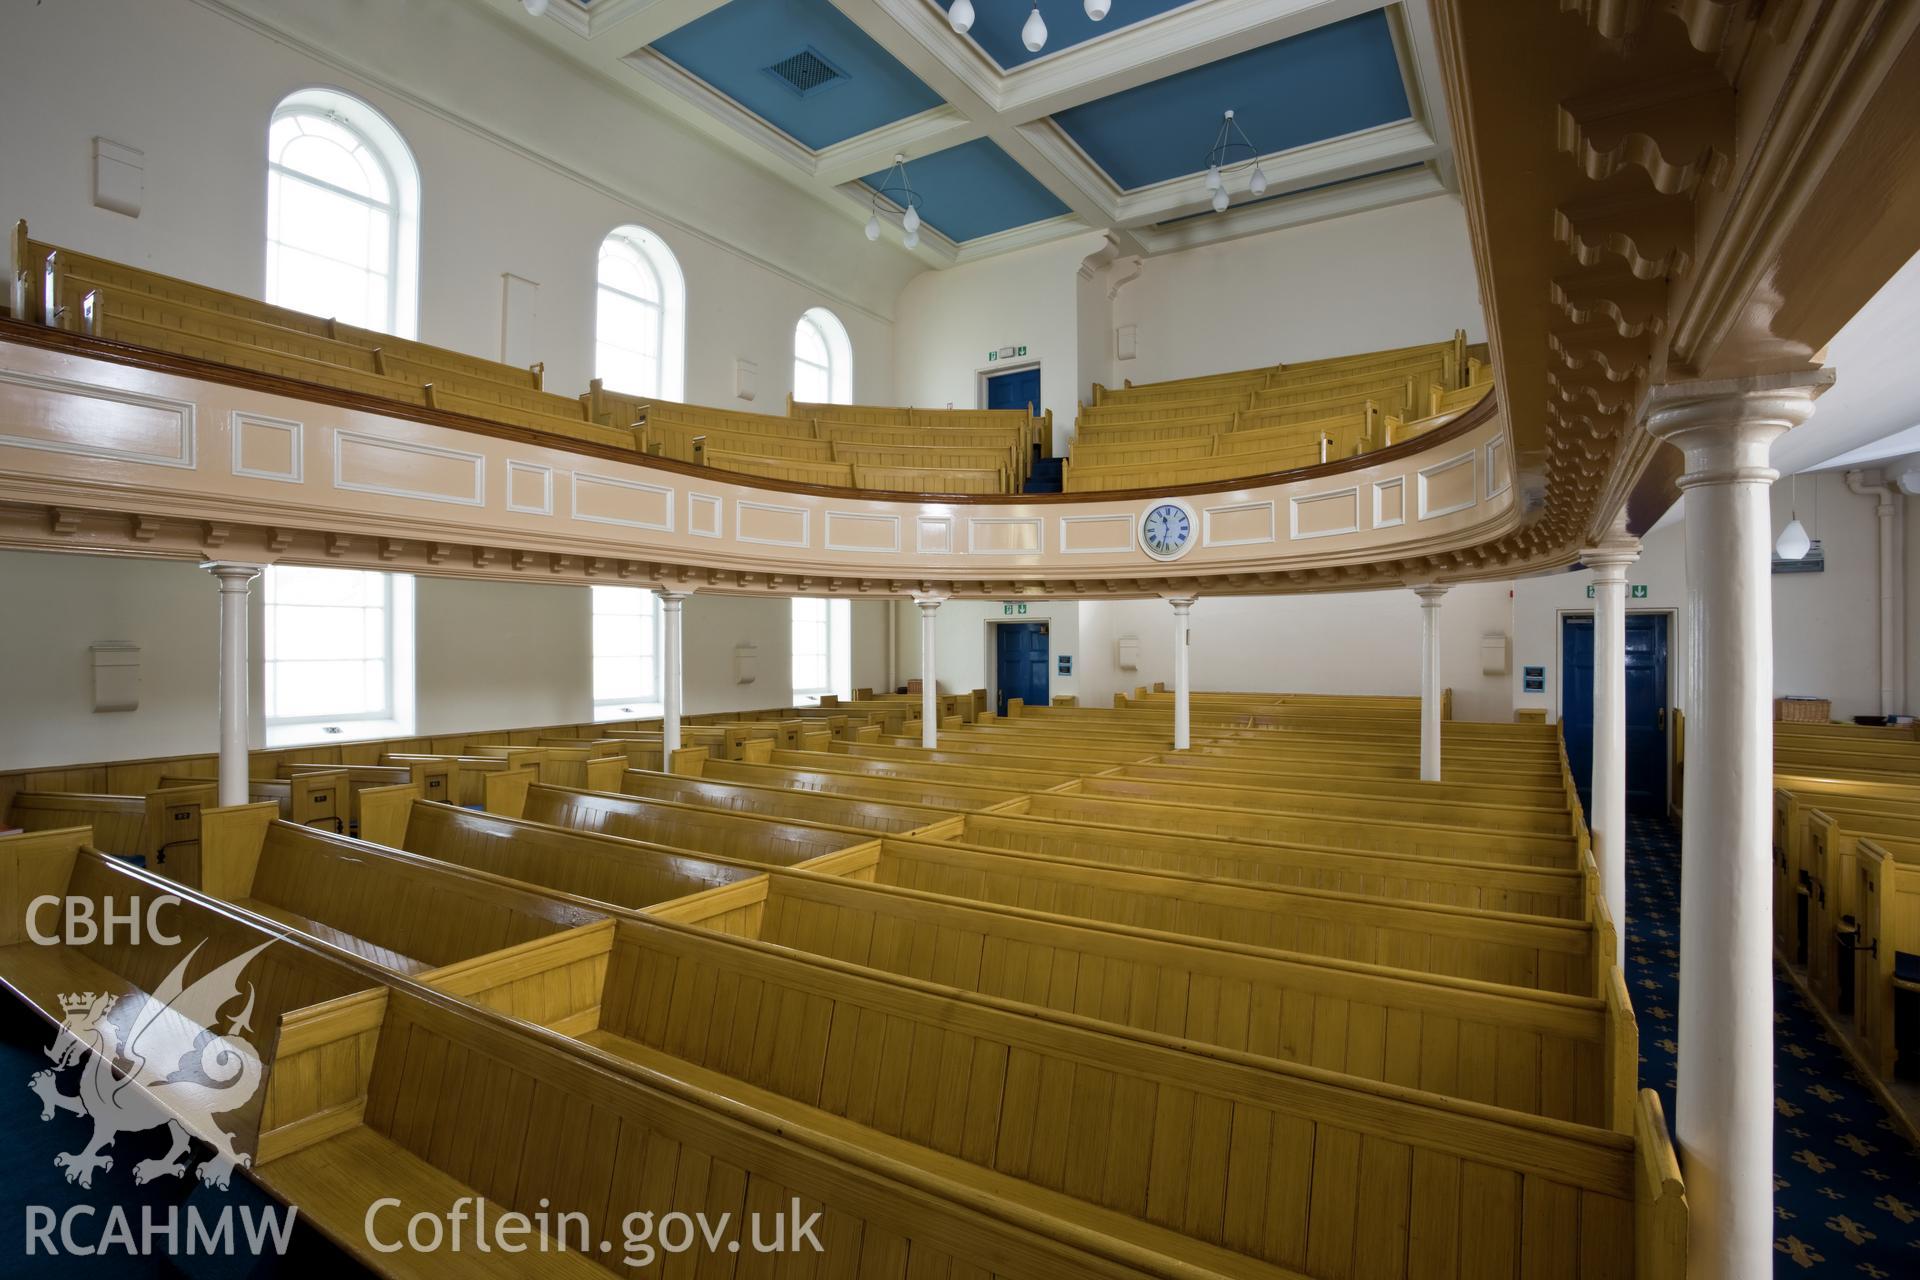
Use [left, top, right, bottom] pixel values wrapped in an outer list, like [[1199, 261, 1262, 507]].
[[0, 334, 1518, 588]]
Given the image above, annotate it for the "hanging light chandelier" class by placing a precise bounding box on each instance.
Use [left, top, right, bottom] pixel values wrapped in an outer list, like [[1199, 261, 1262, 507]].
[[1202, 110, 1268, 213], [948, 1, 1112, 56], [1776, 471, 1813, 560], [866, 153, 926, 250]]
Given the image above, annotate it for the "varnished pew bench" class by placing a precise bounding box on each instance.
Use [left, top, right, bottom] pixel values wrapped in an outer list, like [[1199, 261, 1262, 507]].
[[1853, 836, 1920, 1081], [664, 867, 1624, 1125], [199, 806, 1672, 1276], [774, 746, 1082, 791], [519, 782, 875, 864], [200, 816, 609, 982], [944, 810, 1586, 918], [617, 768, 985, 833], [0, 829, 383, 1175], [1010, 791, 1577, 869], [5, 782, 214, 875], [157, 769, 347, 834], [1799, 806, 1920, 1013]]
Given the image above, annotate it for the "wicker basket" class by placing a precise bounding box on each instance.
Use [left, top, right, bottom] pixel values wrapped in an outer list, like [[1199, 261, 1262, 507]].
[[1775, 697, 1831, 723]]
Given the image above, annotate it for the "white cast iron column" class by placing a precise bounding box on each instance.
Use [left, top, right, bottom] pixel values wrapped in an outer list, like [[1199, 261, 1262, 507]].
[[1413, 584, 1448, 781], [202, 562, 263, 807], [659, 589, 690, 753], [1646, 371, 1829, 1280], [916, 597, 943, 748], [1167, 596, 1197, 750], [1584, 511, 1641, 965]]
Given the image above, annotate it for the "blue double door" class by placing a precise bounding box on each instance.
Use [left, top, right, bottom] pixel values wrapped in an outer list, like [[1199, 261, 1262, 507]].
[[984, 366, 1040, 415], [995, 622, 1050, 715], [1562, 613, 1671, 815]]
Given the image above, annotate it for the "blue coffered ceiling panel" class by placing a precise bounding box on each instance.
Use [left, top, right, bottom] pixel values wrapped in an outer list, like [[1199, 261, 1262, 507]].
[[1051, 10, 1410, 191], [651, 0, 944, 150], [937, 0, 1199, 71], [862, 138, 1071, 243]]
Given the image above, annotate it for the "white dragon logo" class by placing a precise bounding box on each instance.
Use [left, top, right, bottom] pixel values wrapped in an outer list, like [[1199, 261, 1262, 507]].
[[29, 938, 273, 1191]]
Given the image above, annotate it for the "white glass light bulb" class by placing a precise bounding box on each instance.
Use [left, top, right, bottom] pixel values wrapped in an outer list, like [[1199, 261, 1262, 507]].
[[1022, 4, 1048, 52], [1776, 517, 1812, 561], [1211, 188, 1229, 213], [949, 0, 975, 33], [1084, 0, 1110, 18], [1249, 166, 1268, 197], [904, 229, 921, 250], [522, 0, 549, 15], [865, 213, 880, 241], [1205, 165, 1221, 192], [903, 205, 920, 234]]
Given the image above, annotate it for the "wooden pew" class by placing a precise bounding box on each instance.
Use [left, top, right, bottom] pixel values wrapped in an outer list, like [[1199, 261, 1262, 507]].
[[0, 829, 382, 1175], [1008, 790, 1576, 868], [671, 865, 1619, 1125], [945, 810, 1586, 918], [261, 977, 1303, 1280], [1853, 835, 1920, 1080], [156, 769, 347, 834], [617, 769, 972, 833], [5, 783, 214, 876], [521, 783, 873, 864]]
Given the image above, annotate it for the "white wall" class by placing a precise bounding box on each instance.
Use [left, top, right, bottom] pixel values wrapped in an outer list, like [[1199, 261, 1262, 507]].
[[892, 232, 1112, 453], [2, 0, 914, 411], [1108, 197, 1486, 389], [0, 552, 217, 770], [893, 598, 1083, 708], [414, 578, 591, 735], [1509, 470, 1911, 724], [1079, 585, 1516, 722], [0, 550, 893, 770]]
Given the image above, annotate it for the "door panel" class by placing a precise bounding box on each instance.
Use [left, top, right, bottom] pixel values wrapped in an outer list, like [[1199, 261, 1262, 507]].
[[1623, 614, 1669, 813], [1562, 612, 1670, 818], [995, 623, 1050, 715], [1562, 616, 1596, 813], [985, 367, 1040, 414]]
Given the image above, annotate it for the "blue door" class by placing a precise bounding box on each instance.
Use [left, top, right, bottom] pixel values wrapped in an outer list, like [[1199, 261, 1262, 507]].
[[1563, 617, 1595, 813], [985, 366, 1040, 415], [995, 623, 1050, 715], [1561, 613, 1671, 816]]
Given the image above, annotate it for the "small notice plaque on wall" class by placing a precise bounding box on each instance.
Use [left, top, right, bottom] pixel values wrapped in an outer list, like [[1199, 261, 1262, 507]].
[[1522, 665, 1546, 693]]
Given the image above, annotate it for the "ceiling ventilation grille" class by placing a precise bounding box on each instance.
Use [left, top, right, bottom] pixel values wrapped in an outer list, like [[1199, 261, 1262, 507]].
[[765, 48, 847, 97]]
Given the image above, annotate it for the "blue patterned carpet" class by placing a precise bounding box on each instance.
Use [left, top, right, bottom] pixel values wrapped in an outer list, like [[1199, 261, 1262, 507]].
[[1625, 813, 1920, 1276]]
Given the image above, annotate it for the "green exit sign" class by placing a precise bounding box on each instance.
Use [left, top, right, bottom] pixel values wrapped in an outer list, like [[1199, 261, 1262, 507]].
[[1002, 602, 1028, 615], [1586, 584, 1650, 599], [987, 346, 1029, 361]]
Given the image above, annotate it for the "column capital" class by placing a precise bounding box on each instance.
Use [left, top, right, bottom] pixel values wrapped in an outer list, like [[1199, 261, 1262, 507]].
[[1409, 582, 1449, 605], [200, 561, 264, 588], [654, 587, 694, 604], [912, 594, 946, 613], [1583, 509, 1641, 577], [1161, 594, 1198, 613], [1642, 370, 1832, 488]]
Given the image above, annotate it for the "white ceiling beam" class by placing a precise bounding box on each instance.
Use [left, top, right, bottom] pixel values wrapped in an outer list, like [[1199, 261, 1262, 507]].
[[825, 0, 1137, 254], [924, 0, 1380, 122], [1132, 163, 1445, 254], [812, 109, 983, 185], [536, 0, 733, 44]]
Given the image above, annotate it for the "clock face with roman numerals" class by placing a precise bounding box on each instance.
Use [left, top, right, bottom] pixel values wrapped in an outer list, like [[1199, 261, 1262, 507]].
[[1140, 502, 1195, 561]]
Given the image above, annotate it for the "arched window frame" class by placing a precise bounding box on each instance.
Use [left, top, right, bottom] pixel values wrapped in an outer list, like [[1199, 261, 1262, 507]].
[[793, 306, 853, 405], [596, 226, 686, 402], [265, 88, 421, 338]]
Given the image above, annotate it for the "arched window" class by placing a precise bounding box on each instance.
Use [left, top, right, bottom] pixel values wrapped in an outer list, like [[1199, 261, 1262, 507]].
[[793, 307, 853, 405], [597, 226, 686, 401], [265, 89, 420, 337]]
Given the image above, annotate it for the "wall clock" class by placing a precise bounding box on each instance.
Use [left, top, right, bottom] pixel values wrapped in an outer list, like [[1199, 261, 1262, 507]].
[[1140, 500, 1196, 561]]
